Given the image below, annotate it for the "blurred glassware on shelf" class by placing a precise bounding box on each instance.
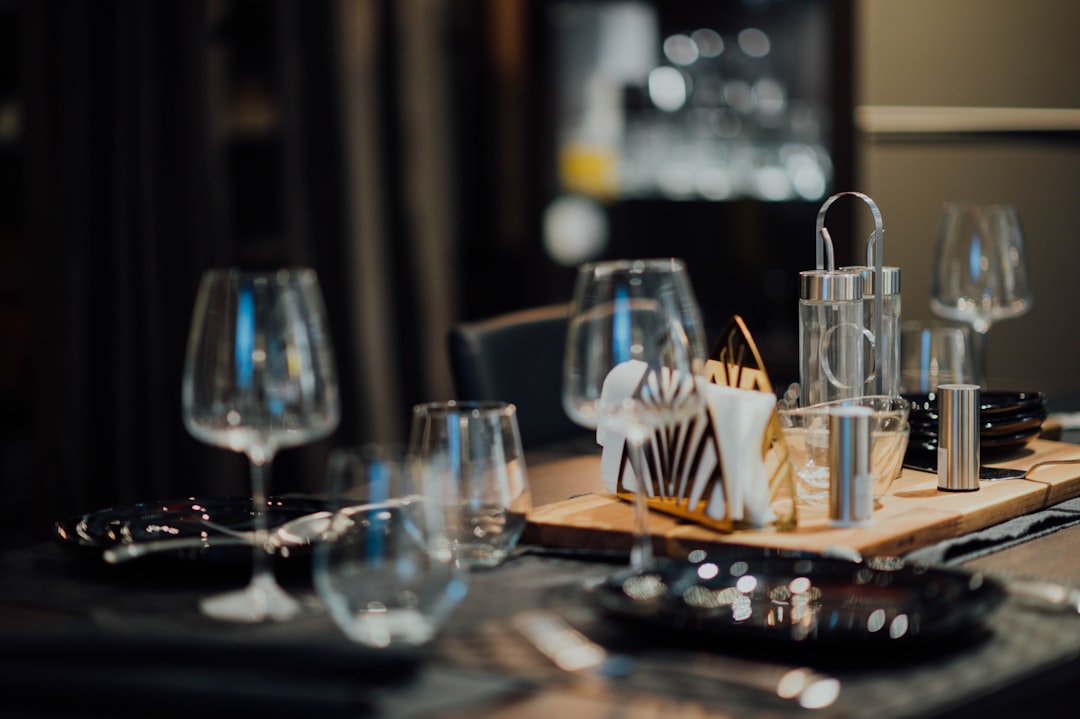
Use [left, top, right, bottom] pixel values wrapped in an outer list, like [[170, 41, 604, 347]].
[[547, 2, 833, 203]]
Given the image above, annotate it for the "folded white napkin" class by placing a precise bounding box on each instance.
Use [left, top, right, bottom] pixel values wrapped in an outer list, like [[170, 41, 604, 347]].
[[597, 360, 778, 527]]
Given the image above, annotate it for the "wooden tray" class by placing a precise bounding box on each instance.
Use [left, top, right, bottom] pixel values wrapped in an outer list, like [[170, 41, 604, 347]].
[[524, 439, 1080, 558]]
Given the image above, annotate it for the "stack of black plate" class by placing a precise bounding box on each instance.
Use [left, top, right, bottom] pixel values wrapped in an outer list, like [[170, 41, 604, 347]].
[[903, 390, 1048, 459]]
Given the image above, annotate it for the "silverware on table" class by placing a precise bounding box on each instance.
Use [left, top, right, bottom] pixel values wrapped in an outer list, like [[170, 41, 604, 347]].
[[512, 609, 841, 710]]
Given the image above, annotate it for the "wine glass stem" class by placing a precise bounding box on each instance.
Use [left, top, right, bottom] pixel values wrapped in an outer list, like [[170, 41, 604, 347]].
[[247, 454, 277, 605], [971, 327, 989, 388], [625, 430, 654, 572]]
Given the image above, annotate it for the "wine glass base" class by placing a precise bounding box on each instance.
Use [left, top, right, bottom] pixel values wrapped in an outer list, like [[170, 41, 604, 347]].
[[199, 580, 302, 623]]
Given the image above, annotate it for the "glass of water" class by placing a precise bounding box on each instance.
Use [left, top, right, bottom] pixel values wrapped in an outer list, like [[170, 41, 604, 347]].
[[312, 445, 469, 648], [409, 401, 532, 569]]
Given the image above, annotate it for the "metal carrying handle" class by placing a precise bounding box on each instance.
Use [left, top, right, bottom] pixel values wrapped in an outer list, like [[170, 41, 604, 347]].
[[815, 191, 886, 395]]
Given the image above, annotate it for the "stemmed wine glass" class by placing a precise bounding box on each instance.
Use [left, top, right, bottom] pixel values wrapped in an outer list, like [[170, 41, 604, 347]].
[[182, 267, 340, 622], [562, 258, 707, 572], [930, 202, 1033, 387]]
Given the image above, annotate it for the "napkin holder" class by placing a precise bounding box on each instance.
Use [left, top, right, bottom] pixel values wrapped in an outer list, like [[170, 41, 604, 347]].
[[611, 315, 798, 532]]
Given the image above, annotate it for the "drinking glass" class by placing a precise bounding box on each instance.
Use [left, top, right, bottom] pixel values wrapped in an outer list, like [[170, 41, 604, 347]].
[[929, 202, 1033, 387], [312, 445, 468, 648], [562, 258, 707, 572], [408, 400, 531, 569], [777, 395, 910, 506], [182, 267, 340, 622], [899, 321, 977, 394]]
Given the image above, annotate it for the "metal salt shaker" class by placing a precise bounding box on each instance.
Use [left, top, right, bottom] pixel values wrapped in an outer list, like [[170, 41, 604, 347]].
[[828, 406, 874, 527], [938, 383, 980, 492]]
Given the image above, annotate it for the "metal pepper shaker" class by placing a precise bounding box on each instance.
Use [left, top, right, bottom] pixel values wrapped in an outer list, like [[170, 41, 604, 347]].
[[828, 406, 874, 527], [938, 383, 980, 492]]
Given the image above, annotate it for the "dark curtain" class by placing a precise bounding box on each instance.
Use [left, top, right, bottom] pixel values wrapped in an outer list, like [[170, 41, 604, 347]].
[[20, 0, 369, 538]]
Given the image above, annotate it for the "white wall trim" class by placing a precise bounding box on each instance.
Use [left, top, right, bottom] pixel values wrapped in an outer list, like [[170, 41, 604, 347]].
[[856, 105, 1080, 135]]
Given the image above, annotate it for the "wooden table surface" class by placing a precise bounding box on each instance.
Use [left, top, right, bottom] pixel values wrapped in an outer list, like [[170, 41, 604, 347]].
[[524, 438, 1080, 558]]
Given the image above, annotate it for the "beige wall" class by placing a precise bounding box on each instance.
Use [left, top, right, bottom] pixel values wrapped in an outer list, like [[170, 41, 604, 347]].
[[854, 0, 1080, 403]]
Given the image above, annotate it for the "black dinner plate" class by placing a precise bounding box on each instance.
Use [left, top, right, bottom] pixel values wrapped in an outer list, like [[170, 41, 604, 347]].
[[54, 496, 336, 563], [908, 405, 1048, 436], [904, 390, 1046, 420], [907, 425, 1042, 453], [590, 553, 1005, 645]]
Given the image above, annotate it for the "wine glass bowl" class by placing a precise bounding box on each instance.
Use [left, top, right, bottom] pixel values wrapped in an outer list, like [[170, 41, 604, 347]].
[[929, 202, 1033, 386], [562, 259, 707, 432], [182, 267, 340, 622]]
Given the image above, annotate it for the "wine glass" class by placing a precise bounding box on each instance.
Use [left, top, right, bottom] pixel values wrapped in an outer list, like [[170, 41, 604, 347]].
[[312, 444, 468, 648], [182, 267, 340, 622], [562, 258, 707, 572], [930, 202, 1033, 387]]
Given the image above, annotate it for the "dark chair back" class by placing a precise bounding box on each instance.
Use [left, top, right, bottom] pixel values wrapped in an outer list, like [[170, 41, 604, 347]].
[[447, 303, 590, 449]]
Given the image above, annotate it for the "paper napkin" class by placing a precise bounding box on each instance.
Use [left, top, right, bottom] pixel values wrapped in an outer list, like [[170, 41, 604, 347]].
[[596, 360, 778, 528]]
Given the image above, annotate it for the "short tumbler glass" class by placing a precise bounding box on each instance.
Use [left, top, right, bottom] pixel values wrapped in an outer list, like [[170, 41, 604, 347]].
[[778, 395, 911, 506], [409, 400, 532, 569], [312, 445, 469, 648]]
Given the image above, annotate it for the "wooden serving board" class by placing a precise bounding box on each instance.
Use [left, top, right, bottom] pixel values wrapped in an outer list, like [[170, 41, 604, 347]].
[[523, 439, 1080, 558]]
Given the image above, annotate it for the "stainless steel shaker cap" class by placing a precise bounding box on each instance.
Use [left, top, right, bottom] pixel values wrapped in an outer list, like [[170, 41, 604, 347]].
[[799, 269, 863, 301], [840, 265, 901, 296]]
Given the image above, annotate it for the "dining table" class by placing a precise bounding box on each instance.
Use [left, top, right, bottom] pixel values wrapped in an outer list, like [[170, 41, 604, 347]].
[[4, 429, 1080, 719]]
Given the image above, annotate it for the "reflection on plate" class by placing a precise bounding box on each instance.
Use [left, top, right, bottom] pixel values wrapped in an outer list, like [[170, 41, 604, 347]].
[[54, 496, 334, 563], [591, 552, 1004, 644]]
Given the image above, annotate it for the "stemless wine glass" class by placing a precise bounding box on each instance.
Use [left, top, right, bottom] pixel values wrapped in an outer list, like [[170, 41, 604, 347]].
[[313, 445, 468, 648], [930, 202, 1033, 387], [562, 258, 707, 572], [182, 267, 340, 622], [408, 401, 531, 569]]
